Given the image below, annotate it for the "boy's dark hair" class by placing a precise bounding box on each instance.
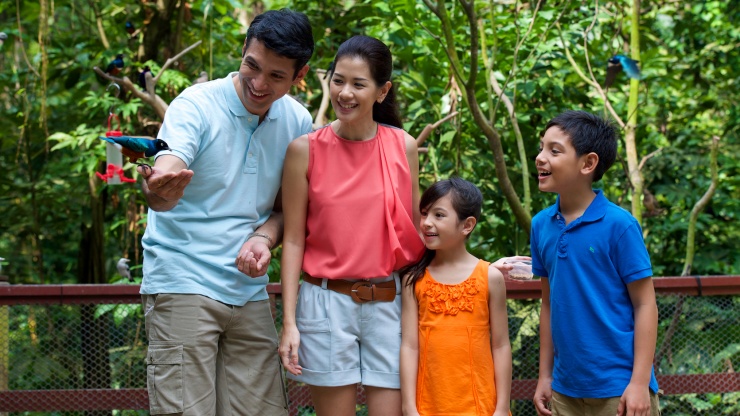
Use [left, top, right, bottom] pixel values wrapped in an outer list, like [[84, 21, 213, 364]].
[[329, 35, 402, 128], [400, 177, 483, 287], [245, 9, 314, 78], [545, 110, 619, 182]]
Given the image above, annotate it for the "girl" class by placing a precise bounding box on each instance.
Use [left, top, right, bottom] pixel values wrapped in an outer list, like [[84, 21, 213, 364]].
[[400, 178, 512, 416], [279, 35, 424, 416]]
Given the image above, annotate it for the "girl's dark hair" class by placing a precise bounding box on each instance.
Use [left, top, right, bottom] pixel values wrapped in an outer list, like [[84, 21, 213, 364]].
[[400, 177, 483, 287], [245, 9, 314, 78], [329, 35, 402, 128]]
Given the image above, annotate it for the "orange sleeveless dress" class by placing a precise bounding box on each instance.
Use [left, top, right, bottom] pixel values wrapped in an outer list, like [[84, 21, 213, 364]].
[[414, 260, 508, 415]]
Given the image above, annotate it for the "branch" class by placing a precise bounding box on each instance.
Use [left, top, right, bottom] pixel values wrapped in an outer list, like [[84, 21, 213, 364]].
[[556, 22, 625, 128], [92, 40, 202, 120], [682, 136, 721, 276], [313, 69, 330, 129], [415, 111, 459, 147], [638, 148, 663, 171], [153, 40, 202, 84]]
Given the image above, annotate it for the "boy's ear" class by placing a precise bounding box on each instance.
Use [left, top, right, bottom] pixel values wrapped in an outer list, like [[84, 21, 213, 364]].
[[293, 65, 310, 85], [580, 152, 599, 176], [462, 216, 477, 236]]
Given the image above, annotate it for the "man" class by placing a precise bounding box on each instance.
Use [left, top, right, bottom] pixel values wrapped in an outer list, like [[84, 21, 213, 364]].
[[137, 9, 314, 415]]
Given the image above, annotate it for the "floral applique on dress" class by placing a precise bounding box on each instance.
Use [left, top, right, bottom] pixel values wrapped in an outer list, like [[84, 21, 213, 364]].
[[423, 275, 480, 315]]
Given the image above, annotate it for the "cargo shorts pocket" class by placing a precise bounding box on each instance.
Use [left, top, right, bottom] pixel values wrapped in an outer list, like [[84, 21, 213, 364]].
[[296, 318, 331, 371], [146, 343, 184, 415]]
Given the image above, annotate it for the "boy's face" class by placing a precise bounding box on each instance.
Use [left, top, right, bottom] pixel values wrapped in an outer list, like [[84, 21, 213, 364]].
[[535, 126, 593, 194], [236, 39, 309, 120]]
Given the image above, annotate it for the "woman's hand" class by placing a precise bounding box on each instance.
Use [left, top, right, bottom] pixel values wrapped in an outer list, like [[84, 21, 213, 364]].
[[279, 324, 302, 376]]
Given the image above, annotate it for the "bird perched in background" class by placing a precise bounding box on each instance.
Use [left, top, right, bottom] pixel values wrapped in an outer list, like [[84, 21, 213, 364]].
[[605, 54, 643, 89], [117, 258, 133, 282], [194, 71, 209, 84], [105, 54, 125, 76], [0, 32, 7, 49], [139, 65, 152, 91], [125, 21, 135, 35], [100, 136, 169, 171]]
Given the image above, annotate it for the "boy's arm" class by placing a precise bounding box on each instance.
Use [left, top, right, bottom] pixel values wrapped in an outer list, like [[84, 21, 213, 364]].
[[534, 277, 554, 416], [400, 275, 421, 416], [618, 277, 658, 416], [488, 265, 512, 416]]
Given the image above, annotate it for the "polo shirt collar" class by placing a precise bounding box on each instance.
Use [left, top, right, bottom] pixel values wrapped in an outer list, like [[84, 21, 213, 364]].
[[223, 72, 282, 121], [551, 189, 608, 223]]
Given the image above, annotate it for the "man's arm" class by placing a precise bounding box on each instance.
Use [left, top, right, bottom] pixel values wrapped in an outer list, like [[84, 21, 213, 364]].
[[137, 155, 193, 212], [618, 277, 658, 416]]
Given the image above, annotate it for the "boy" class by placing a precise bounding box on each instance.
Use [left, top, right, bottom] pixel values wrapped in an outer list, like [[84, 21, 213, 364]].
[[531, 111, 660, 416]]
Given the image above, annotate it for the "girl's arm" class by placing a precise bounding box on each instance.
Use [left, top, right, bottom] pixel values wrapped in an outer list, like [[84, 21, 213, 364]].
[[618, 277, 658, 415], [488, 265, 512, 416], [400, 275, 421, 416], [403, 132, 421, 229], [278, 135, 310, 376], [534, 278, 554, 416]]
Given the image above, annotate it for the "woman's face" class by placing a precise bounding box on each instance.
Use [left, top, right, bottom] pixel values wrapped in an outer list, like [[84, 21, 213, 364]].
[[329, 56, 390, 125]]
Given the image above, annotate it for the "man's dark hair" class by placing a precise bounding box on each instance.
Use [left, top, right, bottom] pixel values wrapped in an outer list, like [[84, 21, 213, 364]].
[[245, 9, 314, 78], [545, 110, 619, 182]]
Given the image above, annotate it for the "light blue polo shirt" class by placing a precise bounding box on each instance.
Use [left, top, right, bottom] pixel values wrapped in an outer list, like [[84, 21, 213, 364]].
[[141, 73, 312, 306], [530, 190, 658, 398]]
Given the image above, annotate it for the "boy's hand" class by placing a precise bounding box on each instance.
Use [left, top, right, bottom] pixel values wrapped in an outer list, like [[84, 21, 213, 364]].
[[617, 382, 651, 416], [533, 378, 552, 416], [533, 378, 553, 416]]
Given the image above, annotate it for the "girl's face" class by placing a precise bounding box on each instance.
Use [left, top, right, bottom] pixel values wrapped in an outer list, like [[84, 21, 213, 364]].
[[420, 194, 471, 251], [329, 56, 390, 125]]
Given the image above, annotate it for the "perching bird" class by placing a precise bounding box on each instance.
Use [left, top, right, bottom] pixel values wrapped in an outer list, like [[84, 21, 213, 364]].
[[138, 66, 155, 93], [605, 54, 642, 89], [116, 258, 133, 282], [105, 54, 125, 76], [194, 71, 209, 84], [125, 21, 135, 35], [0, 32, 7, 48], [100, 136, 169, 165]]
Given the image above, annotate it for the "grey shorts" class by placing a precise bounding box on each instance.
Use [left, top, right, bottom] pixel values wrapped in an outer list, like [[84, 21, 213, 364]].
[[143, 294, 288, 415], [287, 273, 402, 389]]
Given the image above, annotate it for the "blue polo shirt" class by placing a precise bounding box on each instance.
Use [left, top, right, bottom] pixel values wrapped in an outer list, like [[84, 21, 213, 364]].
[[530, 190, 659, 398], [141, 73, 312, 306]]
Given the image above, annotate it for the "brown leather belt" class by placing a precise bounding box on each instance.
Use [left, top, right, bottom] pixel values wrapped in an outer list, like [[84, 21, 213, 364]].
[[303, 275, 397, 303]]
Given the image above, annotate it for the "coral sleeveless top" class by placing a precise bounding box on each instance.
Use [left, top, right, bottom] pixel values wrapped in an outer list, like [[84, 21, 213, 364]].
[[302, 124, 424, 279], [414, 260, 508, 415]]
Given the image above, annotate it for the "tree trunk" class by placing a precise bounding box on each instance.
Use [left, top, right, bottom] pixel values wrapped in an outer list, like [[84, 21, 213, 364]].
[[625, 0, 643, 223]]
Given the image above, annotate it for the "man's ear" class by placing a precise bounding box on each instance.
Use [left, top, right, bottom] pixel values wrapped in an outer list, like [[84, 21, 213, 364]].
[[581, 152, 599, 176], [241, 38, 248, 58], [293, 65, 310, 85], [462, 216, 477, 236]]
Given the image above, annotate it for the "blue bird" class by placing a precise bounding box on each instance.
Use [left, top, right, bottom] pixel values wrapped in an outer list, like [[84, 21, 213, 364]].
[[138, 66, 152, 91], [125, 21, 135, 35], [105, 54, 125, 76], [605, 54, 642, 89], [100, 136, 169, 171]]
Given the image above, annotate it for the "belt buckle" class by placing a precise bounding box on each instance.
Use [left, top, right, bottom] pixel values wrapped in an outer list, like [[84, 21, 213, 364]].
[[350, 281, 373, 303]]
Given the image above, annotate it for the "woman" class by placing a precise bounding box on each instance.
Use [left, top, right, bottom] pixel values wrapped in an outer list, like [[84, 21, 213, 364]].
[[279, 35, 423, 416]]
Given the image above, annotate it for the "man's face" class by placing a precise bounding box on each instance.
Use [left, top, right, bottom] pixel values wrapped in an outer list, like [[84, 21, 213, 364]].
[[236, 39, 308, 119]]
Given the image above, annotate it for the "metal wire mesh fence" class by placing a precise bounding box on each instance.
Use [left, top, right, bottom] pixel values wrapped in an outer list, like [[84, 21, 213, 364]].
[[0, 279, 738, 415]]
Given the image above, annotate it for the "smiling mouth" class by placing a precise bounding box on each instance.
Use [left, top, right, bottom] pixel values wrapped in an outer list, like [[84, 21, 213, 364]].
[[425, 233, 439, 237], [248, 85, 267, 97], [538, 170, 552, 177], [338, 102, 357, 109]]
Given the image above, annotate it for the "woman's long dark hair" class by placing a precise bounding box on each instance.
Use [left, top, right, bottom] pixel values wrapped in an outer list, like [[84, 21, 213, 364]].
[[400, 177, 483, 287], [329, 35, 402, 128]]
